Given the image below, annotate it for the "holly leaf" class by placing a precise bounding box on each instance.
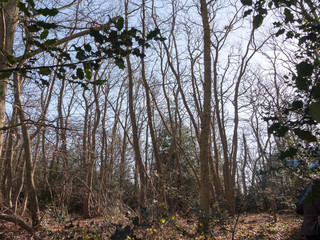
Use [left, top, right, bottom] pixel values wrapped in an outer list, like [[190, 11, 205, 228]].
[[17, 2, 30, 17], [296, 61, 314, 77], [84, 69, 92, 79], [275, 29, 285, 37], [92, 79, 107, 85], [284, 8, 294, 23], [253, 14, 264, 29], [44, 39, 57, 46], [38, 67, 51, 76], [84, 43, 92, 52], [240, 0, 252, 6], [76, 68, 84, 80], [38, 8, 59, 17], [292, 100, 303, 110], [293, 128, 317, 142], [40, 29, 49, 39], [244, 9, 253, 18], [309, 102, 320, 122], [116, 17, 124, 30]]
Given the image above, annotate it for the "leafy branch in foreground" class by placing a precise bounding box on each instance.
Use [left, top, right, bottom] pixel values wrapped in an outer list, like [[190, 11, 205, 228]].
[[1, 0, 165, 89], [242, 0, 320, 174]]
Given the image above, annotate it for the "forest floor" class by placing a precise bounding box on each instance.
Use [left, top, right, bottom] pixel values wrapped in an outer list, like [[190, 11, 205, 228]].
[[0, 211, 303, 239]]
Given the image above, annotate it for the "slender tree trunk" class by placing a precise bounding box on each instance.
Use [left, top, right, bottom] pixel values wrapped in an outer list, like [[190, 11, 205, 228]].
[[82, 90, 93, 219], [125, 0, 146, 208], [1, 107, 17, 208], [140, 0, 163, 201], [198, 0, 212, 232], [0, 1, 19, 159], [13, 73, 39, 227], [119, 109, 129, 207]]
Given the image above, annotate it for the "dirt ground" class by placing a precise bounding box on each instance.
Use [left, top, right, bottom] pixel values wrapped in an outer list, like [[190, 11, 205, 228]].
[[0, 212, 303, 239]]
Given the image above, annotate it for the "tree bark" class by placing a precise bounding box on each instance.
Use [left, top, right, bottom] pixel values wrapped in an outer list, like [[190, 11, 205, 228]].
[[13, 73, 39, 227], [125, 0, 146, 209], [198, 0, 212, 232], [0, 1, 19, 159]]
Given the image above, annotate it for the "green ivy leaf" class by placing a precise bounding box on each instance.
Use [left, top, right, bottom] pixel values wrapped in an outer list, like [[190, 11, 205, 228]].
[[286, 31, 294, 39], [279, 147, 297, 160], [240, 0, 252, 6], [90, 28, 104, 44], [38, 7, 59, 17], [84, 43, 92, 52], [38, 67, 51, 76], [275, 28, 285, 37], [244, 9, 253, 18], [312, 84, 320, 99], [294, 128, 317, 142], [27, 24, 41, 32], [276, 126, 289, 137], [284, 8, 294, 23], [84, 69, 92, 79], [92, 79, 107, 85], [253, 14, 264, 29], [17, 2, 30, 17], [115, 58, 125, 69], [75, 49, 86, 60], [116, 17, 124, 30], [309, 102, 320, 122], [295, 76, 309, 91], [76, 68, 84, 80], [44, 39, 57, 46], [36, 21, 57, 29], [147, 28, 161, 40], [292, 100, 303, 110], [296, 61, 314, 77], [40, 29, 49, 39]]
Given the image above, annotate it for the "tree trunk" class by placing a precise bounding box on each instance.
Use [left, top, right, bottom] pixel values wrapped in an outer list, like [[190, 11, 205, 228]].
[[0, 1, 19, 158], [125, 0, 146, 209], [1, 106, 17, 209], [13, 73, 39, 227], [198, 0, 212, 232]]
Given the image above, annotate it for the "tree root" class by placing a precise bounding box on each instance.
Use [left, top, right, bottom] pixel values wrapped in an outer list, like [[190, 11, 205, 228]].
[[0, 214, 40, 240]]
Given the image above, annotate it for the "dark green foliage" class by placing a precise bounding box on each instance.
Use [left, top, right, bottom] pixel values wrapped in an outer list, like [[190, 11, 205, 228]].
[[37, 7, 59, 17], [284, 8, 294, 23], [253, 14, 264, 29], [296, 61, 314, 77], [242, 0, 320, 180], [40, 29, 49, 39], [309, 102, 320, 122], [291, 100, 303, 110], [241, 0, 253, 6], [111, 225, 140, 240], [1, 1, 165, 89], [293, 128, 317, 142], [38, 67, 51, 76]]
